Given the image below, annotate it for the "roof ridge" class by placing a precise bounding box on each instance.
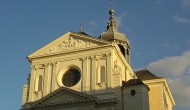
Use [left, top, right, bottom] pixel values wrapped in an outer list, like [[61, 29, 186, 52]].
[[135, 69, 163, 80]]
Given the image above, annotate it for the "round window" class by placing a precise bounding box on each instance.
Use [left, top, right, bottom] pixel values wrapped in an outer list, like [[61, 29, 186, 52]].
[[62, 69, 81, 87], [130, 89, 136, 96]]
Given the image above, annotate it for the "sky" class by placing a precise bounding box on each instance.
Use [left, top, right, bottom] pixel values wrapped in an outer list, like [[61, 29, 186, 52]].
[[0, 0, 190, 110]]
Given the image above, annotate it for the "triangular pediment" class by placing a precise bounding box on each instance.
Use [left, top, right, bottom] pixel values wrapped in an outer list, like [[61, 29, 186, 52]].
[[28, 32, 109, 59], [23, 87, 119, 110], [39, 91, 84, 105], [31, 87, 98, 107]]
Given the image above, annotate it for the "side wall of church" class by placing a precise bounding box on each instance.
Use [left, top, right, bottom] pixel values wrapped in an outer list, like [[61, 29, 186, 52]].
[[144, 81, 165, 110]]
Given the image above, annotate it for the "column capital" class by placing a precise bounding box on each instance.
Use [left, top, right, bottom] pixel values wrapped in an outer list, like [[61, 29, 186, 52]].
[[51, 62, 57, 66], [81, 56, 88, 61], [43, 63, 51, 67], [31, 65, 36, 70], [105, 53, 111, 57], [90, 55, 98, 60]]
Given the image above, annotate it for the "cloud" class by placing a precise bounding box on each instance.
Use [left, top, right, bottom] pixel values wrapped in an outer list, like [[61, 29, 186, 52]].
[[160, 43, 170, 48], [115, 13, 126, 27], [148, 51, 190, 76], [160, 42, 180, 50], [154, 0, 162, 5], [89, 21, 98, 27], [146, 50, 190, 107], [174, 16, 190, 25], [168, 77, 190, 107], [181, 0, 190, 8], [186, 40, 190, 46], [84, 20, 99, 35]]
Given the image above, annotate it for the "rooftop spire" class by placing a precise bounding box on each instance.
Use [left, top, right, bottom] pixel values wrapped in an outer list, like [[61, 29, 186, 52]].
[[107, 0, 117, 31], [101, 0, 130, 63]]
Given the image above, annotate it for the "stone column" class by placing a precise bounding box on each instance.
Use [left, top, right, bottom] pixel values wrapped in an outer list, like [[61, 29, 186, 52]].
[[51, 62, 58, 92], [43, 63, 52, 96], [28, 65, 37, 102]]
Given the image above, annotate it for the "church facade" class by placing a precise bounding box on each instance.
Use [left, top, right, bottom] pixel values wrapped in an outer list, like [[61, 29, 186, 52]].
[[21, 3, 175, 110]]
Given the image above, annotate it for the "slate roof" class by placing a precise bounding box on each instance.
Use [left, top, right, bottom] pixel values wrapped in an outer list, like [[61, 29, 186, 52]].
[[135, 69, 163, 80], [122, 79, 146, 87], [73, 31, 91, 36], [70, 31, 110, 43], [122, 79, 150, 90]]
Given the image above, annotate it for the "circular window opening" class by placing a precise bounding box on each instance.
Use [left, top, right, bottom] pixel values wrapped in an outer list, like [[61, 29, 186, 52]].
[[62, 68, 81, 87], [130, 89, 136, 96]]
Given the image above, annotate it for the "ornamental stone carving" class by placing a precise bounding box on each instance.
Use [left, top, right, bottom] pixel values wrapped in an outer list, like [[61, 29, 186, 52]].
[[105, 53, 111, 57], [45, 36, 97, 55], [113, 60, 121, 74], [97, 82, 107, 88]]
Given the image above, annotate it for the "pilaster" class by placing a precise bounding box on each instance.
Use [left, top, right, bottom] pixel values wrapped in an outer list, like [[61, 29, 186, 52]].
[[91, 56, 97, 91], [51, 62, 57, 92], [43, 63, 52, 96], [106, 53, 112, 88], [81, 57, 88, 92], [28, 65, 37, 102], [22, 84, 29, 105]]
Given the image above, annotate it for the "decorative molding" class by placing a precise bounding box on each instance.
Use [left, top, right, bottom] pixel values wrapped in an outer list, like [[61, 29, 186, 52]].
[[80, 53, 111, 61], [44, 36, 97, 55]]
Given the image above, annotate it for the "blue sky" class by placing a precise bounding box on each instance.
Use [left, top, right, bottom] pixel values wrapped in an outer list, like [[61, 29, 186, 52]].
[[0, 0, 190, 110]]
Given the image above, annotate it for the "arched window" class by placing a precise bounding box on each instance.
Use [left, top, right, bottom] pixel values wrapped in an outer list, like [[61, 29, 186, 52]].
[[100, 66, 106, 83], [38, 76, 43, 91]]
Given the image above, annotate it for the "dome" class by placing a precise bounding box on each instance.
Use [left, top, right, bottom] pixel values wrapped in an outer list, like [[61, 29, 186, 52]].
[[101, 5, 130, 47], [101, 28, 130, 47]]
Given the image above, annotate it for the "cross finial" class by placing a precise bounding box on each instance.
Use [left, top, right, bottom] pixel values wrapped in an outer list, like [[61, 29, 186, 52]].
[[107, 0, 117, 30], [79, 24, 83, 32], [145, 62, 147, 70], [110, 0, 113, 9]]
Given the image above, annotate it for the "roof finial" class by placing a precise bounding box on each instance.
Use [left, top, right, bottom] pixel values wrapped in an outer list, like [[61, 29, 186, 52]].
[[107, 0, 117, 31], [145, 62, 147, 70], [110, 0, 113, 9], [79, 24, 83, 32]]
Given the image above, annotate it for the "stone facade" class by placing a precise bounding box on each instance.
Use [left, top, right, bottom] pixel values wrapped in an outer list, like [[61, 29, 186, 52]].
[[21, 3, 175, 110]]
